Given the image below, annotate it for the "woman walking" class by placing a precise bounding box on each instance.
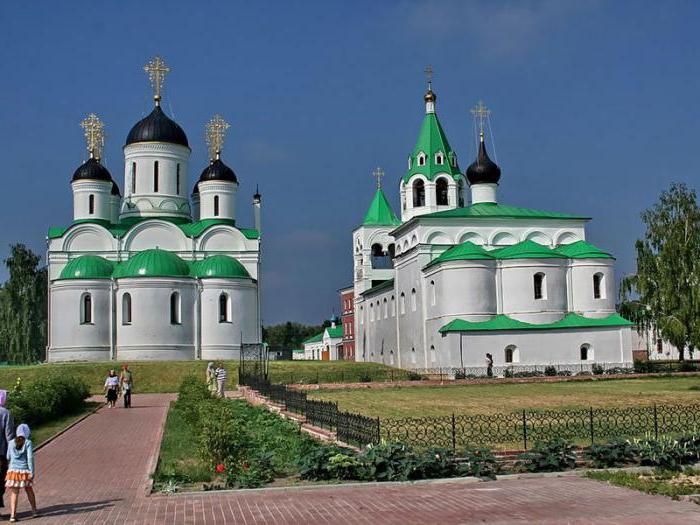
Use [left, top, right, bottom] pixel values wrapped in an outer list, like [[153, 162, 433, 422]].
[[104, 370, 120, 408], [6, 424, 37, 522]]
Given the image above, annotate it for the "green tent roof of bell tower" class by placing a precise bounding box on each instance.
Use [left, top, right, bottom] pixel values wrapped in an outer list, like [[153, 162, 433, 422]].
[[403, 110, 462, 184], [362, 188, 401, 226]]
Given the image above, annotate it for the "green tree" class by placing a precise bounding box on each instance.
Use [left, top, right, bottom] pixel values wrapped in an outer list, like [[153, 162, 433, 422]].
[[0, 244, 47, 363], [263, 321, 325, 350], [620, 183, 700, 361]]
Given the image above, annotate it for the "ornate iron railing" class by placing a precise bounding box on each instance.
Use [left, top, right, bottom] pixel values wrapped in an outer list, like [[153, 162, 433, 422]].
[[410, 362, 635, 379]]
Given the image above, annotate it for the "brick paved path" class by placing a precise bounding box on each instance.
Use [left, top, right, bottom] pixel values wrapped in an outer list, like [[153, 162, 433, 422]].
[[17, 394, 700, 524]]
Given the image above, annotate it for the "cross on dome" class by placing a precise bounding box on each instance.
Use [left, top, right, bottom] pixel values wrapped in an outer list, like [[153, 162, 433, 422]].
[[372, 166, 385, 189], [205, 114, 230, 160], [143, 56, 170, 105], [80, 113, 105, 160], [424, 65, 434, 90], [470, 100, 491, 135]]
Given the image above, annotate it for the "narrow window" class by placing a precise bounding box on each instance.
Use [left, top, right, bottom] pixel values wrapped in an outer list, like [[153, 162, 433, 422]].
[[370, 304, 374, 322], [413, 180, 425, 207], [219, 293, 229, 323], [411, 347, 417, 364], [436, 178, 448, 206], [88, 194, 95, 215], [176, 163, 181, 194], [400, 293, 406, 315], [593, 273, 604, 299], [360, 306, 363, 324], [383, 298, 388, 319], [430, 280, 436, 306], [81, 293, 92, 324], [391, 296, 396, 317], [131, 162, 136, 193], [411, 288, 417, 311], [505, 347, 513, 364], [214, 195, 220, 217], [435, 153, 443, 165], [430, 345, 436, 362], [580, 344, 589, 361], [656, 338, 663, 354], [534, 273, 545, 300], [122, 293, 131, 325], [418, 154, 425, 166], [154, 161, 159, 192], [170, 291, 180, 324]]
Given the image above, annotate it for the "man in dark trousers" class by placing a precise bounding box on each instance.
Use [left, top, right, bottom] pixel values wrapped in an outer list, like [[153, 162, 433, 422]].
[[0, 390, 15, 511], [120, 365, 133, 408]]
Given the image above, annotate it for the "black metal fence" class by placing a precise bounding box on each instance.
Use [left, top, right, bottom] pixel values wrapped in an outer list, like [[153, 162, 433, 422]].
[[240, 372, 380, 447], [382, 404, 700, 451]]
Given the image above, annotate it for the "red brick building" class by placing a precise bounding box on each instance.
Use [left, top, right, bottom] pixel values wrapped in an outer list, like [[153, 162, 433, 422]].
[[339, 286, 355, 360]]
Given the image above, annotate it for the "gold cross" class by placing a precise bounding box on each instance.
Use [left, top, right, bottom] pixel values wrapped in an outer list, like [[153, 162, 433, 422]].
[[470, 100, 491, 134], [372, 166, 385, 189], [143, 56, 170, 104], [424, 65, 434, 89], [80, 113, 105, 160], [206, 114, 230, 160]]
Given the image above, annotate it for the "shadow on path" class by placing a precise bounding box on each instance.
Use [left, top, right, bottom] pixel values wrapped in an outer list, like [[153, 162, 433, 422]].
[[30, 498, 120, 521]]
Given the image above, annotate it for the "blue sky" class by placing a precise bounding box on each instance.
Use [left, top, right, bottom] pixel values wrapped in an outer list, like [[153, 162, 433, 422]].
[[1, 1, 699, 325]]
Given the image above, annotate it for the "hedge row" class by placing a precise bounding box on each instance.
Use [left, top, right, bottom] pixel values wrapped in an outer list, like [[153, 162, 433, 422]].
[[6, 375, 90, 428]]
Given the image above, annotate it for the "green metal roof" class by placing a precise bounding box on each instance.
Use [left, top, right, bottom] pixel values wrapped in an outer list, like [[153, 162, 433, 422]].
[[191, 255, 251, 279], [326, 325, 343, 338], [426, 242, 494, 267], [48, 218, 259, 240], [421, 202, 589, 221], [360, 279, 395, 296], [292, 348, 305, 353], [58, 255, 115, 280], [403, 112, 462, 184], [113, 249, 191, 279], [363, 189, 400, 226], [439, 312, 633, 333], [492, 240, 564, 260], [302, 332, 324, 345], [556, 240, 614, 259]]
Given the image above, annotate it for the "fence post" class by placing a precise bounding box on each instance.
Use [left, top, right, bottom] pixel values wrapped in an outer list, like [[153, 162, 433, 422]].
[[376, 417, 381, 445], [391, 369, 394, 382], [654, 403, 659, 440], [522, 410, 528, 450], [589, 406, 594, 445], [451, 413, 457, 452]]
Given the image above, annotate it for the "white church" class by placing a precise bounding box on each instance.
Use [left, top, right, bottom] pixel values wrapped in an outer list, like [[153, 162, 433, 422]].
[[47, 57, 261, 362], [353, 81, 634, 373]]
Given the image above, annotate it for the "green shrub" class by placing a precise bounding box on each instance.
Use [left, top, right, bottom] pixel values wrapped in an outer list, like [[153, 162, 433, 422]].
[[459, 447, 499, 480], [407, 372, 424, 381], [454, 370, 467, 380], [7, 374, 90, 427], [503, 369, 513, 378], [227, 451, 277, 488], [177, 376, 212, 426], [679, 361, 697, 372], [198, 399, 249, 467], [592, 363, 605, 375], [557, 370, 572, 376], [544, 366, 557, 377], [298, 445, 352, 481], [585, 440, 638, 468], [516, 438, 576, 473], [634, 360, 652, 373], [326, 453, 365, 480], [407, 447, 458, 480], [358, 373, 373, 383], [512, 371, 544, 378], [360, 442, 413, 481], [632, 436, 692, 471]]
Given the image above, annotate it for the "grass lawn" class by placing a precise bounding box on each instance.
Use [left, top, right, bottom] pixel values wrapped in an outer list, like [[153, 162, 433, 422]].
[[33, 401, 101, 446], [0, 361, 406, 395], [308, 376, 700, 419], [587, 469, 700, 500]]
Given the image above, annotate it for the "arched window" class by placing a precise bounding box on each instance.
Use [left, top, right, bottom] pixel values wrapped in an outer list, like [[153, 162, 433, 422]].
[[400, 293, 406, 315], [449, 152, 457, 168], [411, 288, 417, 311], [418, 153, 426, 166], [533, 273, 546, 300], [131, 162, 137, 193], [88, 194, 95, 215], [371, 243, 383, 257], [413, 180, 425, 207], [383, 298, 388, 319], [435, 153, 444, 165], [170, 292, 181, 325], [360, 306, 364, 324], [411, 347, 417, 364], [153, 161, 159, 192], [388, 243, 396, 259], [580, 344, 592, 361], [505, 346, 514, 364], [122, 293, 132, 325], [176, 163, 181, 194], [430, 345, 436, 362], [80, 293, 92, 324], [436, 178, 449, 206], [390, 295, 396, 317], [219, 293, 230, 323], [369, 303, 374, 322], [593, 273, 604, 299], [430, 280, 436, 306], [214, 195, 220, 217]]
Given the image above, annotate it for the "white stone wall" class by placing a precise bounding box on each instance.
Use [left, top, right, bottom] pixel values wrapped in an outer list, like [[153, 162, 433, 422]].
[[198, 180, 238, 221], [500, 259, 568, 323], [72, 180, 113, 221], [355, 287, 398, 366], [570, 260, 616, 316], [352, 225, 396, 295]]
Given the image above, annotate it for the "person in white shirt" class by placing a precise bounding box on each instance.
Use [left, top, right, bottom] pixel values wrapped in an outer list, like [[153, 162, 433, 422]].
[[215, 363, 227, 398], [104, 370, 120, 408]]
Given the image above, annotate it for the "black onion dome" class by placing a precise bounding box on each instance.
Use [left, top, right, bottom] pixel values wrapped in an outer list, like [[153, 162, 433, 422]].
[[71, 157, 113, 183], [198, 158, 237, 184], [466, 135, 501, 185], [125, 106, 189, 148], [111, 181, 121, 196]]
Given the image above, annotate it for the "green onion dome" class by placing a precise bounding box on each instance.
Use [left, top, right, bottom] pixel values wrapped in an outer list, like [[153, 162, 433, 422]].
[[190, 255, 251, 279], [58, 255, 115, 280], [113, 249, 191, 279]]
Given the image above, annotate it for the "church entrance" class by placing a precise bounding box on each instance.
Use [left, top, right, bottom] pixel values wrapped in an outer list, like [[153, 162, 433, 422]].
[[322, 346, 330, 361]]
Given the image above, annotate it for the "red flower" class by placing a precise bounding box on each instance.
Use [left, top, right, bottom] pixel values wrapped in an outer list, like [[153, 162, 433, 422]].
[[242, 462, 250, 471], [215, 464, 225, 473]]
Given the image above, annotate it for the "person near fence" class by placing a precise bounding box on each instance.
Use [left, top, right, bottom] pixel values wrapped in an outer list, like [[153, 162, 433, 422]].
[[485, 353, 494, 378], [104, 370, 120, 408], [215, 363, 227, 398], [0, 391, 14, 512], [120, 365, 133, 408], [206, 362, 217, 394], [6, 424, 37, 522]]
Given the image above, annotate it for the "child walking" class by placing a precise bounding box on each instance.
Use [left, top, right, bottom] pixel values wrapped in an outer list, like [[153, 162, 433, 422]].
[[6, 424, 37, 522]]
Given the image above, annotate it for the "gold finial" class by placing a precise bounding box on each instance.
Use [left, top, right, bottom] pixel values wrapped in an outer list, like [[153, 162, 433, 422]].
[[80, 113, 105, 160], [143, 56, 170, 105], [470, 100, 491, 135], [372, 166, 385, 190], [424, 65, 434, 91], [205, 114, 230, 161]]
